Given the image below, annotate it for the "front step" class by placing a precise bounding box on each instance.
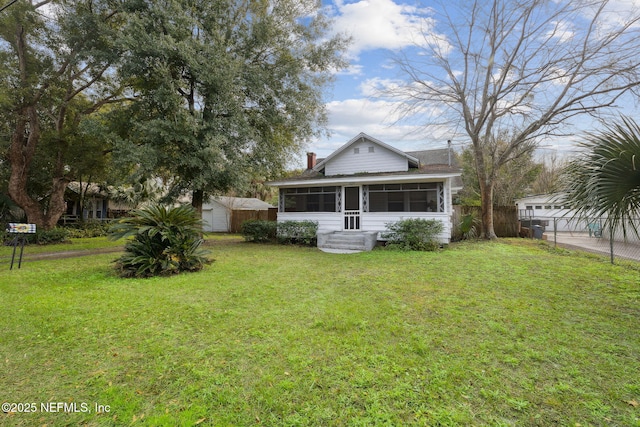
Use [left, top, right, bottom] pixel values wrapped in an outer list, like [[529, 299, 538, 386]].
[[317, 231, 378, 252]]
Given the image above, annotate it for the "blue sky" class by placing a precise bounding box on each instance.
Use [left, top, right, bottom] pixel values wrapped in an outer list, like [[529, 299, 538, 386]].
[[310, 0, 440, 161], [304, 0, 640, 164]]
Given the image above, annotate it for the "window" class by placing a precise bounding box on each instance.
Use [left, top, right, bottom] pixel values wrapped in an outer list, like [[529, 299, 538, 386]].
[[353, 148, 360, 154], [368, 146, 375, 153], [367, 183, 443, 212], [282, 187, 337, 212]]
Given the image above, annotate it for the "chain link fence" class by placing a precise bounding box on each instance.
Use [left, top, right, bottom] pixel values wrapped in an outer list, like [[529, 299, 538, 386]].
[[520, 216, 640, 264]]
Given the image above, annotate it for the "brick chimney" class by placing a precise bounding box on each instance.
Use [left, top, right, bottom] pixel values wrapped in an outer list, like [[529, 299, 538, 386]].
[[306, 152, 317, 169]]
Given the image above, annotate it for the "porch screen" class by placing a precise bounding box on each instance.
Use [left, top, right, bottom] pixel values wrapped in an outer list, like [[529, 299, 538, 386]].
[[367, 183, 443, 212], [282, 187, 337, 212]]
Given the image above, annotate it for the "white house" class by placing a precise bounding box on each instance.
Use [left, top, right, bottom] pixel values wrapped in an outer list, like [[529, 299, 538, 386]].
[[268, 133, 462, 251], [63, 182, 131, 223], [202, 196, 275, 232], [515, 194, 592, 233], [515, 193, 640, 241]]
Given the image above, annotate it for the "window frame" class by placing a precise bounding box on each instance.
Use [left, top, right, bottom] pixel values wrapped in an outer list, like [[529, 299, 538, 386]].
[[281, 186, 338, 212], [365, 183, 444, 213]]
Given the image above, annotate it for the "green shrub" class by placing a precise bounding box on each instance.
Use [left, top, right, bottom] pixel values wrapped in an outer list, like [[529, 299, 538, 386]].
[[277, 220, 318, 246], [109, 204, 211, 278], [454, 213, 480, 241], [381, 218, 444, 251], [22, 227, 68, 245], [241, 220, 277, 243], [65, 220, 111, 238], [2, 226, 69, 245], [33, 227, 69, 244]]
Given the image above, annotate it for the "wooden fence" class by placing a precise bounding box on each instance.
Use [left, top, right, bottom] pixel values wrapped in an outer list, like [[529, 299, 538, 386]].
[[452, 205, 519, 238], [229, 208, 277, 233]]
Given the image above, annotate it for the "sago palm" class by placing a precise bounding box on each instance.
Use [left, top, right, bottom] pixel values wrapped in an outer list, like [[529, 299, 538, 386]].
[[561, 117, 640, 238], [109, 204, 210, 278]]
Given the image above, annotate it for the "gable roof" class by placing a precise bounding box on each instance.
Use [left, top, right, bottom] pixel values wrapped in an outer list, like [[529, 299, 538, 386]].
[[312, 132, 420, 172], [268, 133, 462, 187]]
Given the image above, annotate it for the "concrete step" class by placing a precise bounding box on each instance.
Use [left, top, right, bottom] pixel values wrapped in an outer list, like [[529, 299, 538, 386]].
[[325, 235, 365, 244], [321, 242, 367, 250], [317, 231, 378, 252]]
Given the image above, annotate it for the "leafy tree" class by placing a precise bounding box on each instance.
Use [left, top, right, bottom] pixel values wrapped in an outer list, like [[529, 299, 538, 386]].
[[109, 204, 210, 278], [457, 134, 541, 206], [560, 117, 640, 239], [1, 0, 347, 228], [386, 0, 640, 239], [1, 0, 128, 229], [115, 0, 349, 213]]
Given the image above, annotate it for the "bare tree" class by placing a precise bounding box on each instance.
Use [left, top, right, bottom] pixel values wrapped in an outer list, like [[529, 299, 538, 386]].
[[386, 0, 640, 238], [530, 152, 566, 196]]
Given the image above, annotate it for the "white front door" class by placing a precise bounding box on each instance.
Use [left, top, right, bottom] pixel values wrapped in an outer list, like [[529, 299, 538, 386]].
[[343, 186, 360, 230]]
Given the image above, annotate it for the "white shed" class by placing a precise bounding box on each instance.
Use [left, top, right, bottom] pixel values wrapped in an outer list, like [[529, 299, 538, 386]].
[[202, 196, 275, 232]]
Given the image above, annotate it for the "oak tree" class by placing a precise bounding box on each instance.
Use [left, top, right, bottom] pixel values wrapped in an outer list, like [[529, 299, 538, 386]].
[[1, 0, 127, 229], [115, 0, 349, 213]]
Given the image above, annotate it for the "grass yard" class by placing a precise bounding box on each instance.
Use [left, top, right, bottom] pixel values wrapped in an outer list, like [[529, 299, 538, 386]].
[[0, 237, 639, 426], [0, 236, 124, 258]]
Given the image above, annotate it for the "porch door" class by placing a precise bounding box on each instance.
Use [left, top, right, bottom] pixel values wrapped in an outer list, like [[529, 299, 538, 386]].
[[344, 186, 360, 230]]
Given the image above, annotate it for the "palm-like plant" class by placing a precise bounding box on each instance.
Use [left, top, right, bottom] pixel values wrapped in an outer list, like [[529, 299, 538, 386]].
[[561, 117, 640, 239], [109, 204, 211, 278]]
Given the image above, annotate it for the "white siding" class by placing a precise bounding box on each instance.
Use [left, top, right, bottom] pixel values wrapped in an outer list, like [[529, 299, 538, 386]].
[[276, 212, 343, 232], [515, 196, 589, 232], [324, 141, 408, 176], [202, 202, 231, 232], [277, 212, 452, 243]]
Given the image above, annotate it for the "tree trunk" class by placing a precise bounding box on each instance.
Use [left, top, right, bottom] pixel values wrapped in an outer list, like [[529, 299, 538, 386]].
[[7, 24, 67, 230], [7, 107, 69, 230], [191, 189, 204, 216], [479, 178, 498, 240], [44, 177, 70, 229], [7, 107, 46, 228]]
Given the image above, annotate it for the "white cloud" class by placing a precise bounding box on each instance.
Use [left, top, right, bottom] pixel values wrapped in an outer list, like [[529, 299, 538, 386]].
[[571, 0, 640, 36], [328, 0, 436, 57], [305, 98, 456, 157], [546, 19, 576, 42], [358, 77, 402, 97], [594, 0, 640, 27], [335, 64, 365, 76]]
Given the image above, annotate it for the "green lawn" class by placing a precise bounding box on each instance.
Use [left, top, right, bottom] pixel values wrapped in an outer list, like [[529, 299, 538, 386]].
[[0, 236, 124, 258], [1, 237, 639, 426]]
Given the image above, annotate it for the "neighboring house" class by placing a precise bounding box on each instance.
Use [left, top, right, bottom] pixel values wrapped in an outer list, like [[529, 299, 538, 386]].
[[63, 182, 130, 223], [515, 193, 595, 233], [267, 132, 462, 251], [515, 193, 639, 241], [202, 196, 275, 233]]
